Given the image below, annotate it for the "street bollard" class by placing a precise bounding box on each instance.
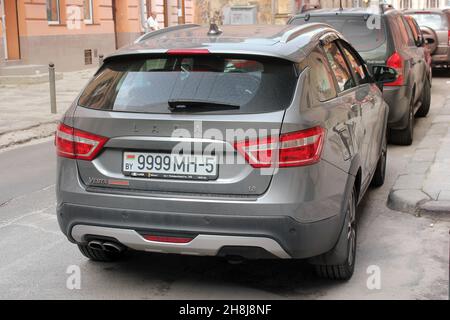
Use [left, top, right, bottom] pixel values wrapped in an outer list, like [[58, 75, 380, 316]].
[[49, 63, 57, 114], [99, 54, 104, 66]]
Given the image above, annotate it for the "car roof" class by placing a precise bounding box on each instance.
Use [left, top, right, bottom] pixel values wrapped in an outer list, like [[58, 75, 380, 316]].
[[104, 23, 341, 63], [291, 7, 402, 17]]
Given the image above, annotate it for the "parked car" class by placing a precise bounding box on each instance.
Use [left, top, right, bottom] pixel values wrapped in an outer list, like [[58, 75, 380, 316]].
[[289, 6, 431, 145], [56, 23, 394, 280], [404, 9, 450, 68]]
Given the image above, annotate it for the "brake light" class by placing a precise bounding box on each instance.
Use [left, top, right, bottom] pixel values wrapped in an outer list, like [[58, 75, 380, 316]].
[[448, 30, 450, 46], [234, 126, 325, 168], [167, 49, 210, 55], [385, 52, 404, 86], [143, 235, 194, 244], [55, 123, 108, 161]]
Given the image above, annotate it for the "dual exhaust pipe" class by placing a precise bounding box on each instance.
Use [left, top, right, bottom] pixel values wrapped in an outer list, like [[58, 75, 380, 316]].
[[88, 240, 125, 253]]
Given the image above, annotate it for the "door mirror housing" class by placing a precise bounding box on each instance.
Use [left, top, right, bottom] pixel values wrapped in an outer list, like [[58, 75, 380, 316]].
[[372, 65, 398, 84]]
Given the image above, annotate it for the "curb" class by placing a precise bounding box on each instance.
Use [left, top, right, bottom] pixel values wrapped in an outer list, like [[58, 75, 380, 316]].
[[0, 121, 58, 150], [387, 190, 450, 217]]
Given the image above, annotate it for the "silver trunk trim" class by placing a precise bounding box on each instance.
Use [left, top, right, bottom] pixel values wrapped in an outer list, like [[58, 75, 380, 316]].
[[71, 225, 291, 259]]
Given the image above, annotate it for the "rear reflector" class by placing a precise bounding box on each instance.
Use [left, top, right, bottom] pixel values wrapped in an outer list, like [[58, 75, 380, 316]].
[[167, 49, 210, 55], [143, 235, 194, 244], [55, 123, 108, 161], [234, 126, 325, 168]]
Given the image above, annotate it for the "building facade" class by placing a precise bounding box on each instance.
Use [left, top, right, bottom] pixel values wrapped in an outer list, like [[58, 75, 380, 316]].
[[0, 0, 194, 70]]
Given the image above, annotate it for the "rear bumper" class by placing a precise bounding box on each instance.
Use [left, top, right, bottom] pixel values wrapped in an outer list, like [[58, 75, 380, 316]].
[[59, 202, 343, 259], [383, 85, 410, 130], [57, 157, 353, 259]]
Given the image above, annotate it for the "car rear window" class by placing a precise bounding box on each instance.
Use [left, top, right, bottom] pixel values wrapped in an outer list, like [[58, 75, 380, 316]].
[[78, 55, 297, 115], [408, 13, 447, 30], [291, 16, 388, 62]]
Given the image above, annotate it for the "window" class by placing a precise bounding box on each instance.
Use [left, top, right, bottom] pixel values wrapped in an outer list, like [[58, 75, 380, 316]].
[[306, 50, 337, 102], [408, 13, 447, 30], [78, 55, 297, 115], [340, 43, 368, 85], [323, 42, 355, 92], [291, 16, 388, 63], [84, 0, 94, 24], [47, 0, 60, 24]]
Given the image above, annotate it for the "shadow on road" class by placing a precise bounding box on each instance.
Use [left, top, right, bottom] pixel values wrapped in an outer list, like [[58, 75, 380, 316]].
[[89, 250, 343, 298]]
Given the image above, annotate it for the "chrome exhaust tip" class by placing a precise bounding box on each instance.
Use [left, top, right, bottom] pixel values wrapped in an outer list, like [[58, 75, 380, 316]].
[[102, 242, 125, 253], [88, 240, 104, 251]]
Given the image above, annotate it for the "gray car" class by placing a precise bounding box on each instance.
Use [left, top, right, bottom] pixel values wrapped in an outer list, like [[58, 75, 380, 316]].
[[56, 23, 393, 280], [405, 8, 450, 68], [289, 6, 432, 146]]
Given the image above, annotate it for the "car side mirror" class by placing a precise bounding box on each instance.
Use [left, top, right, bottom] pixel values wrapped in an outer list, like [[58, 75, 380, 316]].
[[372, 65, 398, 85]]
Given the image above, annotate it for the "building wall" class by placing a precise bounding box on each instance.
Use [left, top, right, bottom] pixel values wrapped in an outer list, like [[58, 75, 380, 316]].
[[1, 0, 194, 70], [15, 0, 117, 70]]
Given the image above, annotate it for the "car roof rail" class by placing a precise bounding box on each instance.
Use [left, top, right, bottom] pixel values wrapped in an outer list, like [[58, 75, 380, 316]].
[[281, 23, 333, 43], [135, 24, 200, 44], [380, 3, 395, 14]]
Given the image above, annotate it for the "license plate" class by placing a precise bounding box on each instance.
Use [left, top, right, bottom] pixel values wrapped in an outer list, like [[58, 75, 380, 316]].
[[123, 152, 218, 181]]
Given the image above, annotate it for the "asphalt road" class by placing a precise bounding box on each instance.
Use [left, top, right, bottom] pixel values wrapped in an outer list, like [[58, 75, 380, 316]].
[[0, 78, 449, 300]]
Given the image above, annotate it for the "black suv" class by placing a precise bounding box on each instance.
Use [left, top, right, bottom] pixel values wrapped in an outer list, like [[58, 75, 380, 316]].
[[289, 6, 431, 145]]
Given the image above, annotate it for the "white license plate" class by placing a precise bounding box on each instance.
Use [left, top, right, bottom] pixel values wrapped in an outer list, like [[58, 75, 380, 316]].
[[123, 152, 218, 180]]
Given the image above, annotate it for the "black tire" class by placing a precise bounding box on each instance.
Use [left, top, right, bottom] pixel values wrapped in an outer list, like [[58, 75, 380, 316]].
[[78, 244, 125, 262], [389, 95, 414, 146], [416, 78, 431, 118], [371, 130, 387, 188], [312, 189, 357, 281]]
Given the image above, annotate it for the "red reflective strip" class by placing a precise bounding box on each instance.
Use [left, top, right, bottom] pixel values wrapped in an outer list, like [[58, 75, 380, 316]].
[[127, 155, 136, 159], [143, 235, 194, 244]]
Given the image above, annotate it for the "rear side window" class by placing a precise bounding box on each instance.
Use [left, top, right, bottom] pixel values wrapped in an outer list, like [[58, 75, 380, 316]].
[[408, 13, 447, 30], [78, 55, 297, 114], [290, 16, 388, 62], [323, 42, 355, 92], [306, 50, 337, 102], [340, 43, 369, 85], [390, 15, 414, 48]]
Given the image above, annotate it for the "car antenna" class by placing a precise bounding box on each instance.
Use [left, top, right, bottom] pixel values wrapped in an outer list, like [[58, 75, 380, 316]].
[[207, 21, 222, 36], [339, 0, 343, 11]]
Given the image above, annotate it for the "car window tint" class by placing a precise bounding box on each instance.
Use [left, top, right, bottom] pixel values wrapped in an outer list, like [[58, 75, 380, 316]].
[[78, 55, 298, 114], [340, 44, 368, 85], [401, 16, 416, 46], [290, 16, 388, 62], [323, 42, 355, 92], [307, 50, 337, 102], [405, 17, 420, 44]]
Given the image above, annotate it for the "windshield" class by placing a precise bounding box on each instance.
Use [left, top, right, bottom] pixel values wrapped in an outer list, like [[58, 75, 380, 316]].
[[291, 16, 388, 62], [78, 55, 297, 115], [407, 13, 447, 30]]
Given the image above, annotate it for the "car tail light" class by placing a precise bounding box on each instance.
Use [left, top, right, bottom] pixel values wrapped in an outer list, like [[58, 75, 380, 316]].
[[447, 30, 450, 46], [385, 52, 404, 86], [167, 49, 210, 55], [234, 126, 325, 168], [143, 235, 194, 244], [55, 123, 108, 161]]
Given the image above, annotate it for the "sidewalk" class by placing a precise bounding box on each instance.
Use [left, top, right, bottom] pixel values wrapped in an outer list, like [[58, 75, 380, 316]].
[[388, 92, 450, 216], [0, 68, 95, 149]]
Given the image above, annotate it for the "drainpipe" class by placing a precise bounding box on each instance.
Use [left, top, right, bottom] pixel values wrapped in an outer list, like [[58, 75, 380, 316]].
[[1, 0, 8, 60], [139, 0, 147, 32]]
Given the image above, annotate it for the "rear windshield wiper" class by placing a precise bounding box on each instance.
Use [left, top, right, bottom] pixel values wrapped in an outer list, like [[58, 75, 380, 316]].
[[168, 100, 240, 112]]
